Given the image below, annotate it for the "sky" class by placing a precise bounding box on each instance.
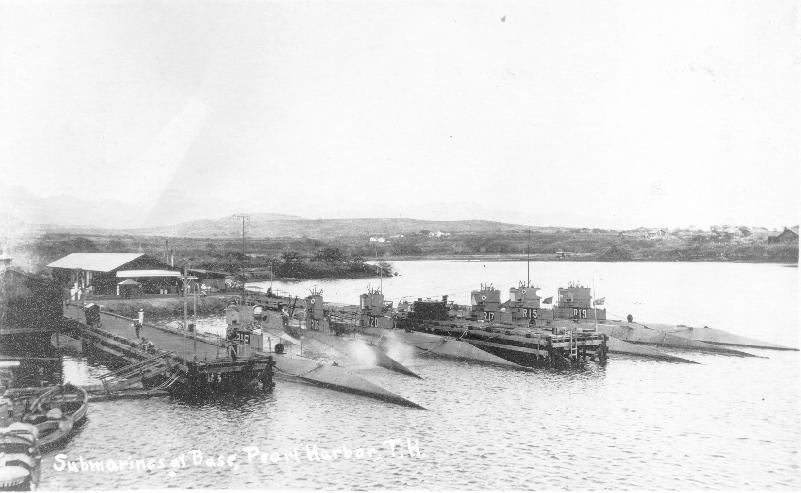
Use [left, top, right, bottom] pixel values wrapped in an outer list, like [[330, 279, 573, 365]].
[[0, 0, 799, 231]]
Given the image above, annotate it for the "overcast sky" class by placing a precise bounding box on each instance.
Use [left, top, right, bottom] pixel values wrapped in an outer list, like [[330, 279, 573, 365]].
[[1, 0, 798, 230]]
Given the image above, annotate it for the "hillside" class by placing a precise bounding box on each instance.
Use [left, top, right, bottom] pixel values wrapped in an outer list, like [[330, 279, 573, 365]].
[[127, 215, 533, 239]]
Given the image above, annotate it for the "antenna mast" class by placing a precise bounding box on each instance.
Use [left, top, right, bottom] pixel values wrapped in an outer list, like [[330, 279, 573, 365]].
[[527, 228, 531, 287], [234, 214, 249, 301], [593, 271, 598, 332], [372, 241, 382, 293]]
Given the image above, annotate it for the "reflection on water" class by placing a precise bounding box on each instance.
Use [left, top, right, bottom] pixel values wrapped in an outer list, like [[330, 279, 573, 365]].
[[3, 261, 799, 489]]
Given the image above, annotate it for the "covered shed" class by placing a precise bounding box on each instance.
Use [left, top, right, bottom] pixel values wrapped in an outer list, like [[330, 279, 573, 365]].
[[47, 253, 181, 296], [116, 278, 141, 298], [187, 268, 229, 292]]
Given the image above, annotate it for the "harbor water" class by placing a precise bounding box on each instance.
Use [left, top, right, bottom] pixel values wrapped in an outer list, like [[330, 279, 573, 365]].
[[15, 261, 801, 489]]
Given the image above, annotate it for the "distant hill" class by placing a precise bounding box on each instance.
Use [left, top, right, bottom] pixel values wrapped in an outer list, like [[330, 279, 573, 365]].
[[126, 215, 534, 239]]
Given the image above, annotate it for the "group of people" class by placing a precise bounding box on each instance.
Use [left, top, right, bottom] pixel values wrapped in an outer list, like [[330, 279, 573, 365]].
[[70, 284, 94, 300]]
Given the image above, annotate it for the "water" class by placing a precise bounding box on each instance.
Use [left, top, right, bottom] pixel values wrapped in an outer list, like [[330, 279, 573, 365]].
[[12, 261, 801, 489]]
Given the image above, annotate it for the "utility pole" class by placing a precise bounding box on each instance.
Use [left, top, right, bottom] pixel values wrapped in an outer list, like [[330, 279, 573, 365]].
[[527, 228, 531, 288], [183, 265, 188, 361], [193, 281, 197, 357], [234, 214, 249, 302]]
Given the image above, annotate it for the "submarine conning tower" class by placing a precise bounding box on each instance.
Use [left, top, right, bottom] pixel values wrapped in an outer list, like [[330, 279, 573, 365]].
[[554, 282, 606, 321], [305, 287, 329, 332], [224, 302, 265, 357], [359, 287, 393, 329], [470, 283, 502, 321], [507, 281, 554, 325], [509, 282, 541, 308]]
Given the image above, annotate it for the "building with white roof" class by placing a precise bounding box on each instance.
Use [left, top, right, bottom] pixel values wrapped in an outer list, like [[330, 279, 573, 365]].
[[47, 253, 181, 296]]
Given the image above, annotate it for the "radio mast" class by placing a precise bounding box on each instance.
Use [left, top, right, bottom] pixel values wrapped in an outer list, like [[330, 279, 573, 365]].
[[234, 214, 250, 301]]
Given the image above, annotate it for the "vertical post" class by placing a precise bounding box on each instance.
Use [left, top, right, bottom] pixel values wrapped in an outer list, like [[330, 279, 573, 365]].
[[183, 266, 188, 361], [235, 214, 249, 302], [193, 283, 197, 357], [593, 272, 598, 333], [527, 228, 531, 287]]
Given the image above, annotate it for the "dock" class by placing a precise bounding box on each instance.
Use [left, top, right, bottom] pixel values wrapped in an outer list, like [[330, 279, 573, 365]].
[[62, 302, 423, 408], [62, 302, 275, 396]]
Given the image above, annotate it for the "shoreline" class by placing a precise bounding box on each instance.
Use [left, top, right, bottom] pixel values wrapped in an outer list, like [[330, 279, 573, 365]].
[[376, 254, 798, 265]]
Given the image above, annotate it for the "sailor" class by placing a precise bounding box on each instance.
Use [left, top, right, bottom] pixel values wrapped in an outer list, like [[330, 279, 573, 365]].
[[229, 343, 237, 361]]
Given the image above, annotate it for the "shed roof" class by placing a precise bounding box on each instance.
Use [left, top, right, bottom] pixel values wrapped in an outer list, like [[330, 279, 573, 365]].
[[187, 268, 229, 278], [116, 270, 182, 278], [47, 253, 145, 272]]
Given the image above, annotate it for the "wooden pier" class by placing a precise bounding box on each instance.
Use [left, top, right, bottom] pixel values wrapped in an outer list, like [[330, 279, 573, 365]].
[[62, 303, 274, 397]]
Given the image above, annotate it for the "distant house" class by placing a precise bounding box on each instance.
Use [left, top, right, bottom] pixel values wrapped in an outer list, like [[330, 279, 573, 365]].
[[749, 227, 771, 241], [428, 231, 451, 238], [369, 237, 386, 243], [646, 229, 669, 240], [768, 226, 799, 244], [47, 253, 181, 296], [724, 226, 743, 238]]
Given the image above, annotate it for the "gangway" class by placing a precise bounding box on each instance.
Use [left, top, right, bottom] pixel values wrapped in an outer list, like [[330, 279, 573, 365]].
[[96, 352, 174, 393]]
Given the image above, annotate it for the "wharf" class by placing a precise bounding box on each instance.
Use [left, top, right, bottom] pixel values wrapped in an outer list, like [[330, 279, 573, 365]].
[[63, 302, 423, 408], [62, 302, 275, 396]]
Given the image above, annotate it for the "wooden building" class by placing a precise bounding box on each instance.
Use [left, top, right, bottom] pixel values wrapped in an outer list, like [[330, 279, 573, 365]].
[[47, 253, 181, 296]]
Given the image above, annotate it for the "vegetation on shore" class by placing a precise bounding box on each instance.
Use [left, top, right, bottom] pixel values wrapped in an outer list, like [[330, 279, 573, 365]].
[[15, 225, 798, 278]]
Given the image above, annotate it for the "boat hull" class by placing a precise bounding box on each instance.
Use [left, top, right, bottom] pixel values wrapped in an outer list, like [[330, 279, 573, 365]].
[[591, 322, 760, 357], [641, 323, 799, 351], [267, 353, 424, 409], [360, 326, 525, 369], [302, 330, 421, 378], [22, 385, 89, 451]]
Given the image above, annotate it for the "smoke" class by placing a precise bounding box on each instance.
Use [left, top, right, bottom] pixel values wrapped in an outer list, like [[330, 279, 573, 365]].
[[346, 339, 378, 367], [385, 338, 415, 364]]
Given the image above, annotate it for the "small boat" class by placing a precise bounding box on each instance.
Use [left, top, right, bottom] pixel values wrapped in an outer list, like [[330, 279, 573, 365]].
[[0, 422, 41, 491], [22, 384, 88, 450]]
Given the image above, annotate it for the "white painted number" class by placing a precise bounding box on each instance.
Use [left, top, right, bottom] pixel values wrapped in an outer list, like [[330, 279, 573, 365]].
[[572, 308, 588, 319]]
